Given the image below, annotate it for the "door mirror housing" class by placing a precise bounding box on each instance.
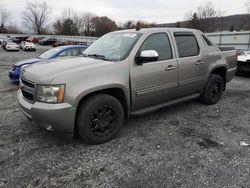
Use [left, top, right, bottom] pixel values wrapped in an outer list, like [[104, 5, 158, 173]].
[[135, 50, 159, 65]]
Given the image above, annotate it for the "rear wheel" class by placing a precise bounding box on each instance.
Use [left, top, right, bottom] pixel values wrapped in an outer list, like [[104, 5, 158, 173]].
[[200, 74, 224, 105], [77, 94, 124, 144]]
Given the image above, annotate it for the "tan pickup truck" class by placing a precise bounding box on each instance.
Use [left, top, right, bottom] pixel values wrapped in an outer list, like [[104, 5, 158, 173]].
[[18, 28, 237, 144]]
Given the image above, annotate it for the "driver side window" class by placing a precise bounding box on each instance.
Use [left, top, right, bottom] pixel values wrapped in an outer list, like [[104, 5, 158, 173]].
[[58, 49, 78, 57], [138, 33, 173, 61]]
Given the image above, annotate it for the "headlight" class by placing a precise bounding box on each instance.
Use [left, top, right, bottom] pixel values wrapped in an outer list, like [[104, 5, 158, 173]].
[[36, 85, 65, 103]]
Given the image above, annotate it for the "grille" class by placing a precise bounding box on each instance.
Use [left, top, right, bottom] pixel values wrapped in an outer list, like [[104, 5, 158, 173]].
[[21, 90, 33, 101], [238, 61, 250, 68], [20, 78, 36, 103], [21, 79, 35, 88]]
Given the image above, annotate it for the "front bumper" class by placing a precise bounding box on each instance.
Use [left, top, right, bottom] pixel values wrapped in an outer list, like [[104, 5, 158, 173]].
[[17, 90, 75, 136], [6, 47, 19, 51], [24, 47, 36, 51], [237, 61, 250, 73]]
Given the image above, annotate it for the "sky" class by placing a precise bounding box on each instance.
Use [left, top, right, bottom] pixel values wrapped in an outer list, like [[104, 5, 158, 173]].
[[0, 0, 248, 27]]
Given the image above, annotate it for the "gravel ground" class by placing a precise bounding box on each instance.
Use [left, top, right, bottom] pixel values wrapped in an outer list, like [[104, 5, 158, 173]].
[[0, 46, 250, 188]]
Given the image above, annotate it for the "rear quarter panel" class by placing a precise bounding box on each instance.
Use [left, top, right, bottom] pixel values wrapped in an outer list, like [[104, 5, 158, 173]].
[[204, 49, 236, 83]]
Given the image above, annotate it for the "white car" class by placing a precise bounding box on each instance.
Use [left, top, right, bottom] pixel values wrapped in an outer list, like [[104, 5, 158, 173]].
[[20, 41, 36, 51], [237, 51, 250, 73], [6, 42, 19, 51]]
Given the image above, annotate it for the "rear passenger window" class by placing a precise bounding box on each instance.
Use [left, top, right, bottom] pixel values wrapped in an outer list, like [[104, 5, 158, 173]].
[[139, 33, 172, 61], [174, 33, 199, 58]]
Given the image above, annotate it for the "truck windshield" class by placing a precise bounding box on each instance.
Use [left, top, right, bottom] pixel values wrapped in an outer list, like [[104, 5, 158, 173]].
[[83, 32, 141, 61]]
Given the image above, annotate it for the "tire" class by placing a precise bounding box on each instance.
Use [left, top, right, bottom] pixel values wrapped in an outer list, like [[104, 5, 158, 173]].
[[77, 94, 124, 144], [200, 74, 224, 105]]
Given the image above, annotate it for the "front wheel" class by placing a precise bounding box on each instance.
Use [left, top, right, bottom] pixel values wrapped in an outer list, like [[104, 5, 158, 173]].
[[77, 94, 124, 144], [200, 74, 224, 105]]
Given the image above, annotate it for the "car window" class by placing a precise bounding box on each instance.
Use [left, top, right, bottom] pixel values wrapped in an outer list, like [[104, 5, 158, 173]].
[[138, 33, 173, 61], [174, 33, 200, 58], [59, 49, 79, 57]]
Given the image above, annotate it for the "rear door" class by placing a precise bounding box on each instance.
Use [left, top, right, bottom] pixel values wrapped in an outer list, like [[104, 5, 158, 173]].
[[130, 32, 179, 110], [173, 32, 206, 97]]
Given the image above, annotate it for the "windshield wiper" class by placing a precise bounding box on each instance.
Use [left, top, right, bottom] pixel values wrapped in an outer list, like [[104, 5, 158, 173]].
[[84, 53, 110, 61]]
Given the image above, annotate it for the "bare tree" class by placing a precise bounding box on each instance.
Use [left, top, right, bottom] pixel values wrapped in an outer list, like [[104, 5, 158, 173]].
[[217, 10, 226, 31], [91, 16, 118, 37], [53, 8, 82, 35], [0, 7, 10, 33], [197, 1, 218, 32], [184, 11, 194, 21], [22, 1, 51, 34], [82, 12, 95, 36], [245, 0, 250, 29], [245, 0, 250, 14], [123, 20, 135, 29]]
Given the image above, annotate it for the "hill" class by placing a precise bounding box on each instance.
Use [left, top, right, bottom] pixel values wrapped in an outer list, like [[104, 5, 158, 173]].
[[156, 14, 250, 32]]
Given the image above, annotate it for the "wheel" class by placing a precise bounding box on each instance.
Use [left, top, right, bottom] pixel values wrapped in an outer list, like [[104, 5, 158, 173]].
[[200, 74, 224, 105], [77, 94, 124, 144]]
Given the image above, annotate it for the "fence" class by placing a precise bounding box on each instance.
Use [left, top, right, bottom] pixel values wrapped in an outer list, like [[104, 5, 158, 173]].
[[0, 33, 98, 46], [2, 31, 250, 50], [206, 31, 250, 51]]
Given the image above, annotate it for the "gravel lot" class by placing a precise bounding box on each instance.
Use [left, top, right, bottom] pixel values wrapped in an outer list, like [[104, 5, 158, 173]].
[[0, 46, 250, 188]]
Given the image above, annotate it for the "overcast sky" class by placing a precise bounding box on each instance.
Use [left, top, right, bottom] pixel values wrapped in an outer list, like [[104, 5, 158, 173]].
[[1, 0, 248, 26]]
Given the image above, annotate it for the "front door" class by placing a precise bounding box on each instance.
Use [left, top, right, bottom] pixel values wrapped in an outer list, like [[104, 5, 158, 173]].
[[130, 32, 179, 110]]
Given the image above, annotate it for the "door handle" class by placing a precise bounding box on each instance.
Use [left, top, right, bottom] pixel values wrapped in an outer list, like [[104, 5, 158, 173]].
[[165, 65, 176, 71], [195, 60, 204, 65]]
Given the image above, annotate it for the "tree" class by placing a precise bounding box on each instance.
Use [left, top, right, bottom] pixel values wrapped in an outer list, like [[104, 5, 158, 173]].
[[245, 0, 250, 29], [217, 10, 226, 31], [185, 1, 220, 32], [123, 20, 135, 29], [82, 12, 95, 36], [22, 1, 51, 34], [230, 25, 235, 32], [188, 13, 201, 30], [91, 16, 118, 37], [197, 1, 217, 32], [176, 21, 181, 28], [53, 8, 82, 35], [0, 7, 10, 33]]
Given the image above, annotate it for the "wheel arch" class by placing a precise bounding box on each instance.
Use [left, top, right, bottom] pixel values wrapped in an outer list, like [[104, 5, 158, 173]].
[[74, 87, 129, 136], [208, 66, 227, 90]]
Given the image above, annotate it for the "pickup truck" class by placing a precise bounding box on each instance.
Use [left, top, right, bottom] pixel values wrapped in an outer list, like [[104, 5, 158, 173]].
[[17, 28, 237, 144]]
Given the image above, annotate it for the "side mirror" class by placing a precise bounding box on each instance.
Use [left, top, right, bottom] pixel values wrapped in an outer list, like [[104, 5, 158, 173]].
[[135, 50, 159, 65]]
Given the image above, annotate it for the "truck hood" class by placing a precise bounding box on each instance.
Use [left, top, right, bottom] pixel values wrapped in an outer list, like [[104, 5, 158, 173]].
[[15, 58, 42, 67], [21, 57, 112, 84]]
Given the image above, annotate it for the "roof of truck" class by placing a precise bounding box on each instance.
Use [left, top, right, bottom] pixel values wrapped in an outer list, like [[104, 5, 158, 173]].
[[113, 27, 201, 34]]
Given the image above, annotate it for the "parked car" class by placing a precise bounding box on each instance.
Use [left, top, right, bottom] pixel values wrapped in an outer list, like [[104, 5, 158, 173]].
[[9, 45, 88, 81], [2, 39, 12, 50], [26, 36, 39, 43], [0, 37, 4, 45], [237, 51, 250, 74], [6, 42, 19, 51], [39, 38, 57, 45], [52, 41, 64, 47], [12, 36, 29, 44], [20, 41, 36, 51], [52, 41, 88, 47], [17, 28, 237, 144]]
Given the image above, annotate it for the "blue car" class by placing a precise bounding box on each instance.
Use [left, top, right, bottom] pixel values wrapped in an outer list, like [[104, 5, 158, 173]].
[[9, 45, 88, 82]]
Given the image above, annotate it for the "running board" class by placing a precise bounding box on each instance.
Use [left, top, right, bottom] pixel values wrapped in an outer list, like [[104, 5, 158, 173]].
[[129, 94, 200, 116]]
